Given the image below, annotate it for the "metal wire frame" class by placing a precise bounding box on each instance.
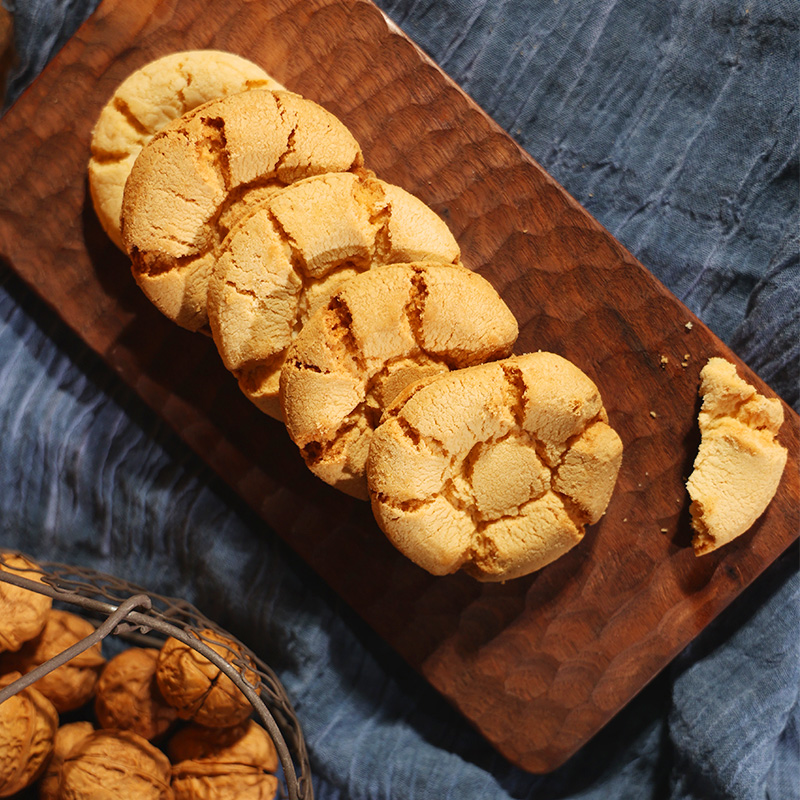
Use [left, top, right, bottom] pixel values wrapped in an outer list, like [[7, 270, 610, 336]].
[[0, 553, 313, 800]]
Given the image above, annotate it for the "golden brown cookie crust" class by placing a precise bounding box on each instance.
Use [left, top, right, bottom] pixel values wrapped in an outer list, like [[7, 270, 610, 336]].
[[207, 171, 461, 418], [687, 357, 787, 555], [367, 352, 623, 581], [121, 88, 363, 332], [280, 262, 519, 498], [89, 50, 283, 250]]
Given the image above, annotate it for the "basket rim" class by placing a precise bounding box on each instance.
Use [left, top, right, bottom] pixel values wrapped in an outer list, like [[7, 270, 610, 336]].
[[0, 550, 313, 800]]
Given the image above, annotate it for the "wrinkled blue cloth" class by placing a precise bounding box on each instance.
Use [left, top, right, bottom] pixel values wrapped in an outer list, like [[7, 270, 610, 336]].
[[1, 1, 798, 799]]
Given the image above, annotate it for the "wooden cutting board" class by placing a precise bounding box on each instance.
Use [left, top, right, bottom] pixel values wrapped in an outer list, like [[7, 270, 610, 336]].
[[0, 0, 797, 774]]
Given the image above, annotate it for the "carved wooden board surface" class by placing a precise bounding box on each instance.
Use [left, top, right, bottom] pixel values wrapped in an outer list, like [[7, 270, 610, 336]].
[[0, 0, 797, 774]]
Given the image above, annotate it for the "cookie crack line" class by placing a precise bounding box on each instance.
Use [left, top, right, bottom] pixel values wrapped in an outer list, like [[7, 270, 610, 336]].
[[89, 148, 132, 164], [286, 358, 327, 375], [362, 351, 450, 401], [440, 476, 483, 527], [501, 362, 527, 426], [352, 170, 392, 261], [403, 268, 492, 370], [176, 82, 188, 108], [550, 412, 609, 472], [328, 294, 367, 373], [372, 491, 436, 513], [301, 418, 362, 466], [200, 114, 233, 192], [554, 492, 592, 531], [154, 187, 209, 211], [375, 208, 393, 262], [263, 205, 306, 276], [272, 94, 298, 174], [212, 177, 285, 243], [405, 267, 428, 350], [304, 389, 378, 454], [465, 536, 499, 573], [466, 507, 559, 572], [372, 197, 393, 262], [449, 432, 552, 524], [112, 95, 152, 138], [222, 277, 261, 301], [131, 248, 204, 278], [220, 277, 301, 320], [396, 415, 449, 458]]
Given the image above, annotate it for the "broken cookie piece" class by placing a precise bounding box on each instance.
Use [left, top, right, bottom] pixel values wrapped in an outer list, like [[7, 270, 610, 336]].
[[687, 357, 787, 556], [120, 88, 363, 332], [367, 352, 623, 582]]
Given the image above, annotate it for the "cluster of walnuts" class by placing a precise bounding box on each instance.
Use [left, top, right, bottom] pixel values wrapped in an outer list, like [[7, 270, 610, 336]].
[[0, 554, 281, 799]]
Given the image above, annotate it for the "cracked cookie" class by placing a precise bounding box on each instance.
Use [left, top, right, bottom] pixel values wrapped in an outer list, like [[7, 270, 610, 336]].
[[207, 170, 461, 419], [121, 88, 363, 332], [687, 357, 787, 556], [89, 50, 283, 250], [367, 352, 623, 581], [280, 262, 518, 498]]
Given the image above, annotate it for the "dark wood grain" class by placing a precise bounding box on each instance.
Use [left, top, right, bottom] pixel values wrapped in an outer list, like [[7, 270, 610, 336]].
[[0, 5, 12, 104], [0, 0, 797, 774]]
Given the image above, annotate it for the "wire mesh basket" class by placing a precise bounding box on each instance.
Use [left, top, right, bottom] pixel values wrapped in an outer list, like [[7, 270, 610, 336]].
[[0, 551, 313, 800]]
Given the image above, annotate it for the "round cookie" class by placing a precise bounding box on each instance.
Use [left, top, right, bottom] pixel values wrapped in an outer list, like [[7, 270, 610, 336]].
[[280, 262, 519, 498], [89, 50, 283, 250], [207, 170, 461, 419], [121, 88, 364, 332], [367, 352, 624, 582]]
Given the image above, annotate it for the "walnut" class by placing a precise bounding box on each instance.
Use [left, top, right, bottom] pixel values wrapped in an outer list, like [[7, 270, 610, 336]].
[[156, 629, 258, 728], [0, 609, 105, 712], [168, 721, 279, 800], [38, 721, 95, 800], [0, 553, 52, 653], [60, 729, 173, 800], [0, 671, 58, 797], [95, 647, 178, 740]]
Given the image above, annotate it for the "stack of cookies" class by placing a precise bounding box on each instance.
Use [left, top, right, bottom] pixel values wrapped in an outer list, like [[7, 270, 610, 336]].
[[89, 50, 624, 582]]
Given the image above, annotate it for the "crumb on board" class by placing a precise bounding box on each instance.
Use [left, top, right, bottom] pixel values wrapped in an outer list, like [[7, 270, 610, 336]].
[[650, 410, 658, 418], [685, 321, 693, 331], [661, 528, 668, 534], [660, 355, 669, 368]]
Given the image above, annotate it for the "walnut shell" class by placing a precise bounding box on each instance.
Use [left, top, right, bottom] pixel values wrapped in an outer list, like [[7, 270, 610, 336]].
[[60, 729, 173, 800], [0, 671, 58, 798], [0, 553, 52, 653], [38, 721, 95, 800], [168, 721, 279, 800], [95, 647, 178, 740], [0, 609, 105, 712], [156, 629, 258, 728]]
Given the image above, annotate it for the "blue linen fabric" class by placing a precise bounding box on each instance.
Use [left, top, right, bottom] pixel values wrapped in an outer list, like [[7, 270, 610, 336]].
[[1, 0, 798, 798]]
